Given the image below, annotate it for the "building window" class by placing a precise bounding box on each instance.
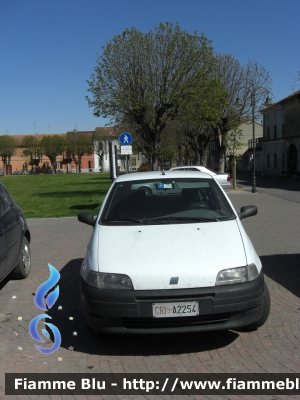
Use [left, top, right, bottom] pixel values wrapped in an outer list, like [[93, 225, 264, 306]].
[[267, 127, 270, 140], [56, 162, 61, 169], [274, 125, 277, 140], [131, 157, 136, 167], [290, 108, 294, 124], [274, 154, 277, 168], [267, 154, 270, 167], [282, 154, 285, 170], [88, 161, 93, 169]]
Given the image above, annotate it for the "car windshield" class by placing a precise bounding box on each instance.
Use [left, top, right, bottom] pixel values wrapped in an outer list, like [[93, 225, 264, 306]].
[[100, 178, 235, 225]]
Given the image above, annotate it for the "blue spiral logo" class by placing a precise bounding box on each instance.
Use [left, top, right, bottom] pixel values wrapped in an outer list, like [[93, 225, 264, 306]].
[[29, 264, 62, 355]]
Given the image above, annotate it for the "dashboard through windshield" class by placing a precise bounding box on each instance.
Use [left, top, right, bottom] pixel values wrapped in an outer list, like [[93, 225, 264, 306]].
[[100, 178, 235, 225]]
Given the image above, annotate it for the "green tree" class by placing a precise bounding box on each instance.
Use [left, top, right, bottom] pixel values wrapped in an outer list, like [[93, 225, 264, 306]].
[[22, 135, 41, 170], [65, 130, 93, 173], [160, 125, 179, 168], [40, 135, 65, 174], [159, 120, 189, 166], [213, 54, 272, 172], [86, 22, 224, 170], [0, 135, 18, 175]]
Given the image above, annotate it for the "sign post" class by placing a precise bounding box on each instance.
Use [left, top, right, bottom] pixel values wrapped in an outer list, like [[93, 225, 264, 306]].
[[119, 132, 132, 174], [108, 141, 118, 181], [119, 132, 132, 146]]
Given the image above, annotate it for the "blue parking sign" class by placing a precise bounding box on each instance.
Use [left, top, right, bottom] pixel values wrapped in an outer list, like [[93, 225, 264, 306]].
[[119, 132, 132, 145]]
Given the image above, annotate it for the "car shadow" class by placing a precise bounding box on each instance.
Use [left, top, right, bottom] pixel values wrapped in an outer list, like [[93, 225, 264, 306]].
[[237, 174, 300, 192], [0, 275, 10, 290], [46, 259, 239, 356], [69, 203, 100, 211], [261, 253, 300, 299], [34, 189, 109, 198], [49, 253, 300, 354], [74, 176, 112, 185]]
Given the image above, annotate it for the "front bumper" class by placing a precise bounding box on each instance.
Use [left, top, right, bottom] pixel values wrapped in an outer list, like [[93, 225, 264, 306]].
[[80, 271, 265, 334]]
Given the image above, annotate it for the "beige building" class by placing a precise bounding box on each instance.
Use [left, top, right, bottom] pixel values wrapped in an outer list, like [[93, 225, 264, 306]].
[[227, 121, 263, 174], [260, 90, 300, 177]]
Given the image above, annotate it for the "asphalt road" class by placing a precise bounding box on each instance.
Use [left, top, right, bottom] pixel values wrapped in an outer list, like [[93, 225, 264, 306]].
[[236, 173, 300, 204], [0, 179, 300, 399]]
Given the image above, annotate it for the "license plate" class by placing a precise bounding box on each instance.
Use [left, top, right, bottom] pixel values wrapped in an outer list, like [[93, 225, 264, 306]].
[[152, 301, 199, 318]]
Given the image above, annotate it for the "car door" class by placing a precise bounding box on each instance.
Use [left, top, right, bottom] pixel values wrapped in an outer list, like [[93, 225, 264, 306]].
[[0, 219, 7, 281], [0, 186, 22, 277]]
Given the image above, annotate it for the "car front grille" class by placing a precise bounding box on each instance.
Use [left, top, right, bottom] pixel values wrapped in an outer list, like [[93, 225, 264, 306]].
[[135, 293, 215, 302], [121, 313, 230, 330]]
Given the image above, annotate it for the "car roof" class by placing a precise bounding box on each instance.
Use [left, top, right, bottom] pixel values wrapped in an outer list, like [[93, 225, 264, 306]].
[[170, 166, 219, 174], [115, 170, 213, 182], [170, 165, 205, 168]]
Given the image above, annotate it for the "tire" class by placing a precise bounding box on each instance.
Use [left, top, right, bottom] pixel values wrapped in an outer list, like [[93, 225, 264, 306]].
[[244, 283, 271, 331], [12, 237, 31, 279]]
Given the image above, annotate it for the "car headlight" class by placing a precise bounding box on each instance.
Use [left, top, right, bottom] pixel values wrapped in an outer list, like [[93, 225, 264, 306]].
[[215, 264, 259, 286], [85, 271, 134, 290]]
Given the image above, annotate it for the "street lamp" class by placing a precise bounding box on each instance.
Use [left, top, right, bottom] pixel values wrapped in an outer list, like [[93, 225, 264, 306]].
[[235, 89, 272, 193]]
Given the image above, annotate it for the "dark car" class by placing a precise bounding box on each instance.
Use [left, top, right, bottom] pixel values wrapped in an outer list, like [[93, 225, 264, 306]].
[[0, 182, 31, 283]]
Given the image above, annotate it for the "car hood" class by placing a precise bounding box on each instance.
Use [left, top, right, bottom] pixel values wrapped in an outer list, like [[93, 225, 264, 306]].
[[95, 220, 247, 290]]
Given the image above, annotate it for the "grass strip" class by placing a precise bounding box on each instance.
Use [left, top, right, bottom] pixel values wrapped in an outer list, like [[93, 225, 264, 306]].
[[0, 173, 112, 218]]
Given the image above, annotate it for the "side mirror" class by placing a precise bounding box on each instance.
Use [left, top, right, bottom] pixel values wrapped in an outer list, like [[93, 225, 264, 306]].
[[239, 205, 257, 220], [78, 212, 96, 227]]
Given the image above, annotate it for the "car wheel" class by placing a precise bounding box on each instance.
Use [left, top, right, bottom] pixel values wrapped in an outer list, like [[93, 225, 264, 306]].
[[244, 283, 271, 330], [12, 237, 31, 279]]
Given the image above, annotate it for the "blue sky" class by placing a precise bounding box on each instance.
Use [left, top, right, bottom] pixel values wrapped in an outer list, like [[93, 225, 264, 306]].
[[1, 0, 299, 135]]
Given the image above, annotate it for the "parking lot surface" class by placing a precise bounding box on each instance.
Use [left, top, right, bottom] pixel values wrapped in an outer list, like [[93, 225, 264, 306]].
[[236, 174, 300, 204], [0, 184, 300, 399]]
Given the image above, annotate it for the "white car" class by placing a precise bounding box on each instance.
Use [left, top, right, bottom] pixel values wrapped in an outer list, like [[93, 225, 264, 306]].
[[169, 165, 231, 191], [78, 170, 270, 335]]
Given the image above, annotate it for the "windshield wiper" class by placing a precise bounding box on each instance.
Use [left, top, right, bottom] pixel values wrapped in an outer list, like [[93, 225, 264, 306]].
[[224, 215, 236, 220], [141, 216, 220, 224], [103, 215, 235, 225], [102, 217, 141, 223]]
